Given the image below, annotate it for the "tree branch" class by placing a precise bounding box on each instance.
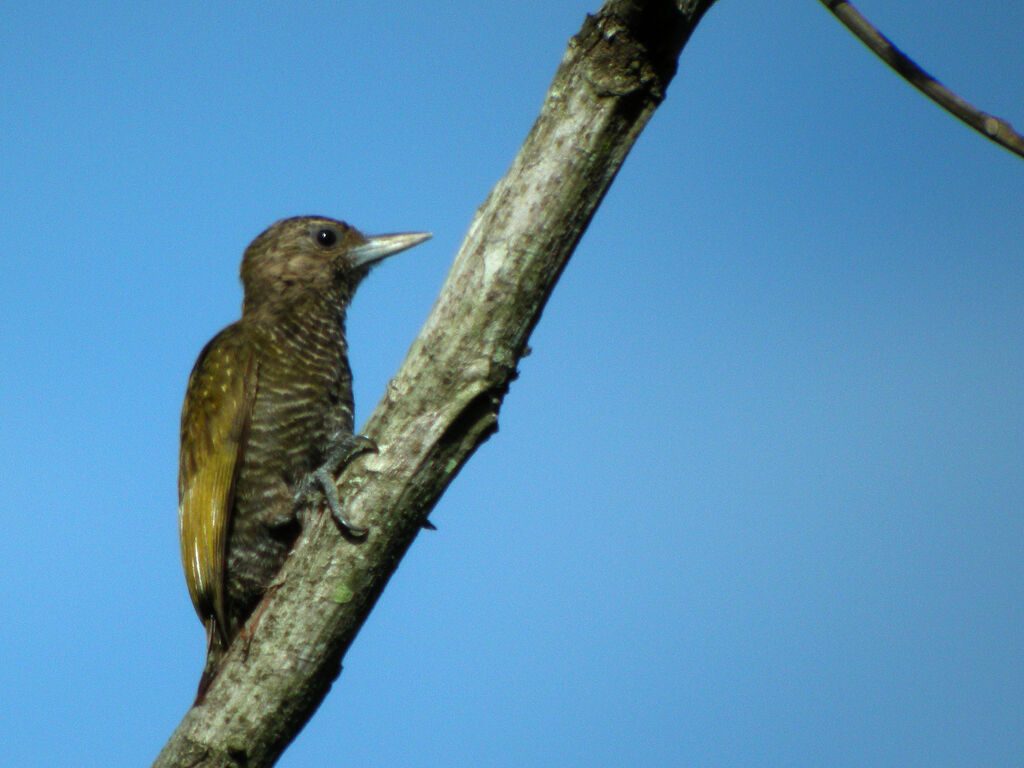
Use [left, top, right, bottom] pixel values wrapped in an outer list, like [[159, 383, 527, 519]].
[[153, 1, 717, 765], [821, 0, 1024, 159]]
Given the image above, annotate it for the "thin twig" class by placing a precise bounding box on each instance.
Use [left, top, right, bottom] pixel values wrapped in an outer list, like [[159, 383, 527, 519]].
[[821, 0, 1024, 159]]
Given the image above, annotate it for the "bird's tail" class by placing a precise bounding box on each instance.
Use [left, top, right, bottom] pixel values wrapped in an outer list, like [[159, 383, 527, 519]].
[[194, 624, 227, 705]]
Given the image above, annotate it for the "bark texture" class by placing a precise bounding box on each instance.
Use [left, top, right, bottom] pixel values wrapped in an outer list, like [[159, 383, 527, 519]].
[[154, 1, 716, 765]]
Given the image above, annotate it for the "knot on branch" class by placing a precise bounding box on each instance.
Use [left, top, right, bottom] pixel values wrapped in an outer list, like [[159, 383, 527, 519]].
[[575, 0, 713, 100]]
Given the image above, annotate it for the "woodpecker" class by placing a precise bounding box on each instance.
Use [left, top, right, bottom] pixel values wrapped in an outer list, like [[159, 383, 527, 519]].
[[178, 216, 430, 700]]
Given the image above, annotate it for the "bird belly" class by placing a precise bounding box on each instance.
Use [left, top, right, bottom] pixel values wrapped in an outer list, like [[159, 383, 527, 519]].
[[222, 366, 345, 635]]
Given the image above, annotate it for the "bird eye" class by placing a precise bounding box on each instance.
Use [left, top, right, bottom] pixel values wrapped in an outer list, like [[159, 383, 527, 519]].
[[316, 228, 337, 247]]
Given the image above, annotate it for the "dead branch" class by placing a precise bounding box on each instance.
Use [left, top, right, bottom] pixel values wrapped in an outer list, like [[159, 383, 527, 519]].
[[821, 0, 1024, 159], [152, 1, 717, 765]]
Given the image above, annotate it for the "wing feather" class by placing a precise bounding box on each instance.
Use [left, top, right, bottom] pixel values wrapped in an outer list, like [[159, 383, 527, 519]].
[[177, 325, 258, 644]]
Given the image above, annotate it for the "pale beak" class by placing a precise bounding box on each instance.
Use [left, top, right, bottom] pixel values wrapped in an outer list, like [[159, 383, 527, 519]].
[[350, 231, 432, 268]]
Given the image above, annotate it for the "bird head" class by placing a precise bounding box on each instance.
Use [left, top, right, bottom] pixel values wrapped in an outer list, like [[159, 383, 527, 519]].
[[240, 216, 430, 315]]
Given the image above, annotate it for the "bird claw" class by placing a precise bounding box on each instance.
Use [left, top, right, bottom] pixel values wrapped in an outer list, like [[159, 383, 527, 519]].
[[324, 432, 378, 473], [295, 432, 377, 537]]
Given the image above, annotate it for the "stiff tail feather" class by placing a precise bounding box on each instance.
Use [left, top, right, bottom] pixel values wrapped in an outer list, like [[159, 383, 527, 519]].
[[194, 625, 227, 705]]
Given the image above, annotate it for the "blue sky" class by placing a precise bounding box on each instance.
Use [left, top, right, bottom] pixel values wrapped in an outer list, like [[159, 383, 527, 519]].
[[2, 2, 1022, 766]]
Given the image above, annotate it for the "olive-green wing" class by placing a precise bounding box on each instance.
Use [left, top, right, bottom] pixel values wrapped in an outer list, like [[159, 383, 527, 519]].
[[177, 325, 258, 645]]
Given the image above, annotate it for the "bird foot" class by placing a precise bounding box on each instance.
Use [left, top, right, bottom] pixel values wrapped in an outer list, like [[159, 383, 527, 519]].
[[295, 433, 377, 536]]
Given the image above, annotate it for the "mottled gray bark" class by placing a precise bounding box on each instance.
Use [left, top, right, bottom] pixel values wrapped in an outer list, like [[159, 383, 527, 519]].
[[153, 1, 716, 766]]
